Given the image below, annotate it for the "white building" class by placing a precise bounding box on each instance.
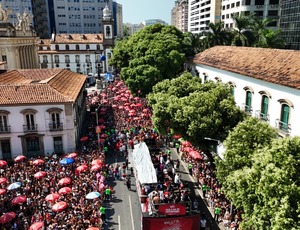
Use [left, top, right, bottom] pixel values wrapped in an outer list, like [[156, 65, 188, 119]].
[[188, 0, 221, 33], [0, 69, 87, 159], [221, 0, 280, 29], [171, 0, 189, 33], [190, 46, 300, 137]]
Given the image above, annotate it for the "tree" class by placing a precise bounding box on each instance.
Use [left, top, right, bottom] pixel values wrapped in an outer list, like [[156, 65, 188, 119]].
[[216, 117, 278, 185], [110, 24, 188, 97], [222, 137, 300, 229], [205, 21, 233, 47], [147, 73, 244, 147], [231, 13, 255, 47]]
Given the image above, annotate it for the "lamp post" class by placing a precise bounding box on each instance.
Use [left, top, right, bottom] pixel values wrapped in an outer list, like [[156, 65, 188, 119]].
[[95, 104, 101, 148]]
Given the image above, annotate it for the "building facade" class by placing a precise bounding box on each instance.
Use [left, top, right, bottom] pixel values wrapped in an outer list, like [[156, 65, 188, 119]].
[[113, 1, 123, 38], [190, 46, 300, 137], [280, 0, 300, 50], [0, 69, 87, 159], [188, 0, 221, 33], [171, 0, 189, 33]]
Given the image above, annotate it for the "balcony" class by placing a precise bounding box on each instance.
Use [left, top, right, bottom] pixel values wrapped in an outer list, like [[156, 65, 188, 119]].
[[275, 119, 291, 135], [241, 104, 253, 115], [49, 122, 63, 131], [0, 125, 11, 133], [255, 110, 269, 122], [23, 124, 38, 133]]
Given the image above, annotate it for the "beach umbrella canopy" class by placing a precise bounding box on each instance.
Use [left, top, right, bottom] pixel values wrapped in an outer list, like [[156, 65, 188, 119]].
[[0, 160, 7, 167], [32, 159, 44, 166], [67, 153, 78, 159], [76, 165, 88, 173], [86, 191, 101, 199], [86, 227, 99, 230], [29, 221, 44, 230], [11, 195, 26, 205], [91, 159, 103, 166], [0, 189, 6, 195], [59, 158, 74, 165], [45, 193, 60, 202], [14, 155, 26, 163], [0, 212, 16, 224], [181, 141, 192, 147], [58, 187, 72, 195], [135, 103, 143, 107], [0, 177, 7, 184], [52, 201, 68, 212], [34, 171, 47, 179], [90, 164, 102, 171], [80, 136, 89, 142], [58, 177, 71, 186], [7, 182, 21, 190], [100, 134, 108, 138]]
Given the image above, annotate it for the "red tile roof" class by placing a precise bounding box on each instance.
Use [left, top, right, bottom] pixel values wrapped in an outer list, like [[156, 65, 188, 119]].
[[192, 46, 300, 90], [39, 34, 103, 45], [0, 69, 86, 105]]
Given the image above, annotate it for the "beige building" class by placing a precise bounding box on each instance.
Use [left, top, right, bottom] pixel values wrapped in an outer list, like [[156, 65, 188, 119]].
[[171, 0, 189, 33]]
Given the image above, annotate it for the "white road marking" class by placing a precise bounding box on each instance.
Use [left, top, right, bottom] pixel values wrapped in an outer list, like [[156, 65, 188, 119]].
[[118, 215, 121, 230], [129, 195, 135, 230]]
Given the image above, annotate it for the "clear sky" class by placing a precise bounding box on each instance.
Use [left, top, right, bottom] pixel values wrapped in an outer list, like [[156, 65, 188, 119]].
[[116, 0, 175, 24]]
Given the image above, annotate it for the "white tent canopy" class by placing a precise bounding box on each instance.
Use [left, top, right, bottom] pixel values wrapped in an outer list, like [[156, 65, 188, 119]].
[[130, 142, 157, 184]]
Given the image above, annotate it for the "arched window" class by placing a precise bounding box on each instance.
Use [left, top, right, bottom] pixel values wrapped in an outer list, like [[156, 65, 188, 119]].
[[55, 45, 59, 50], [228, 81, 236, 96], [277, 99, 293, 134], [260, 95, 269, 121], [76, 44, 80, 50], [245, 91, 252, 113]]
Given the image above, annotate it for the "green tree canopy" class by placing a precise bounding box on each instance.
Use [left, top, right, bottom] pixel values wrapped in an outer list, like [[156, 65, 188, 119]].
[[222, 137, 300, 229], [110, 24, 188, 97], [147, 73, 244, 147]]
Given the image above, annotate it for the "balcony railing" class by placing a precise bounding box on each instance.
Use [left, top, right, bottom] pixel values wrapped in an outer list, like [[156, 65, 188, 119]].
[[49, 122, 63, 131], [23, 124, 38, 133], [241, 103, 253, 115], [275, 119, 291, 135], [0, 125, 11, 133], [255, 110, 269, 122]]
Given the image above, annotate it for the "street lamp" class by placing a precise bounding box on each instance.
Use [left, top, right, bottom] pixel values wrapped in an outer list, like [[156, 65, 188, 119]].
[[204, 137, 224, 160]]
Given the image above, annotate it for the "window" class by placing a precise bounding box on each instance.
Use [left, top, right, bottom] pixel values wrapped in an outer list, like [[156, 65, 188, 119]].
[[42, 55, 48, 63], [55, 45, 59, 50], [245, 0, 251, 5], [245, 91, 252, 113], [0, 114, 9, 132], [25, 114, 36, 131], [76, 44, 80, 50], [1, 140, 11, 160], [65, 45, 69, 50], [255, 0, 264, 5], [51, 113, 61, 129], [260, 95, 269, 120], [96, 44, 100, 50], [65, 55, 70, 63], [280, 104, 290, 132], [86, 45, 90, 50], [75, 55, 80, 63], [2, 55, 7, 62], [54, 55, 59, 63], [85, 55, 91, 63], [25, 136, 40, 157]]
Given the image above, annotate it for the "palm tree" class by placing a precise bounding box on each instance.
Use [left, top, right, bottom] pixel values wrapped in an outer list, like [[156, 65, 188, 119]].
[[231, 13, 255, 47], [206, 21, 232, 46]]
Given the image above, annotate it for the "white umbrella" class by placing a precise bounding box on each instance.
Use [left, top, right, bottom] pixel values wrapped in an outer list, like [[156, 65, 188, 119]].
[[86, 192, 101, 199], [7, 182, 21, 190]]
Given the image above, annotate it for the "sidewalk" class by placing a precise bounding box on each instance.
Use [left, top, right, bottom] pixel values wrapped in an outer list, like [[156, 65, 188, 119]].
[[169, 147, 227, 230]]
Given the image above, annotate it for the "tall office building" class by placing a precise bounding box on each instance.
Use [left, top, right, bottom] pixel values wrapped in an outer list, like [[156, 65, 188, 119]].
[[221, 0, 280, 29], [113, 1, 123, 38], [280, 0, 300, 50], [188, 0, 221, 33], [171, 0, 188, 33]]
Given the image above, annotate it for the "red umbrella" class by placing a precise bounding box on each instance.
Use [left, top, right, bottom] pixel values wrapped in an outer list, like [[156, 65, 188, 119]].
[[67, 153, 78, 159], [0, 212, 16, 224], [190, 151, 202, 161], [100, 134, 108, 138], [0, 189, 6, 195], [11, 195, 26, 205], [32, 159, 44, 165], [52, 201, 68, 212], [91, 159, 103, 166], [129, 109, 136, 114], [143, 108, 149, 113], [99, 125, 106, 129], [34, 171, 47, 179], [0, 160, 7, 167], [112, 104, 117, 108], [183, 147, 194, 152], [133, 117, 139, 121], [14, 155, 26, 163], [181, 141, 192, 147], [29, 221, 44, 230], [0, 178, 7, 184], [80, 136, 89, 142], [76, 165, 88, 173], [58, 177, 71, 186], [45, 193, 60, 202], [58, 187, 72, 195], [90, 164, 102, 171], [135, 103, 143, 107], [173, 134, 182, 139], [86, 227, 99, 230], [118, 105, 124, 109]]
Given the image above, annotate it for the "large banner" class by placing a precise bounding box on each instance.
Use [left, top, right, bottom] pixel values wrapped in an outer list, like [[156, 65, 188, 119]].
[[157, 203, 186, 216], [142, 214, 200, 230]]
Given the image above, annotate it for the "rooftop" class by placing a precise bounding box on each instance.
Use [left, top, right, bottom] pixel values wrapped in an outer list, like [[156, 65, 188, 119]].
[[192, 46, 300, 90]]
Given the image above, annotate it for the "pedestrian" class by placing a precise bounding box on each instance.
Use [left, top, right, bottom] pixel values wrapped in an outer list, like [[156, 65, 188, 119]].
[[100, 205, 106, 224], [175, 142, 180, 153], [202, 183, 207, 198], [214, 205, 221, 222], [200, 215, 207, 230], [105, 187, 111, 201], [126, 177, 131, 190], [188, 162, 193, 175]]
